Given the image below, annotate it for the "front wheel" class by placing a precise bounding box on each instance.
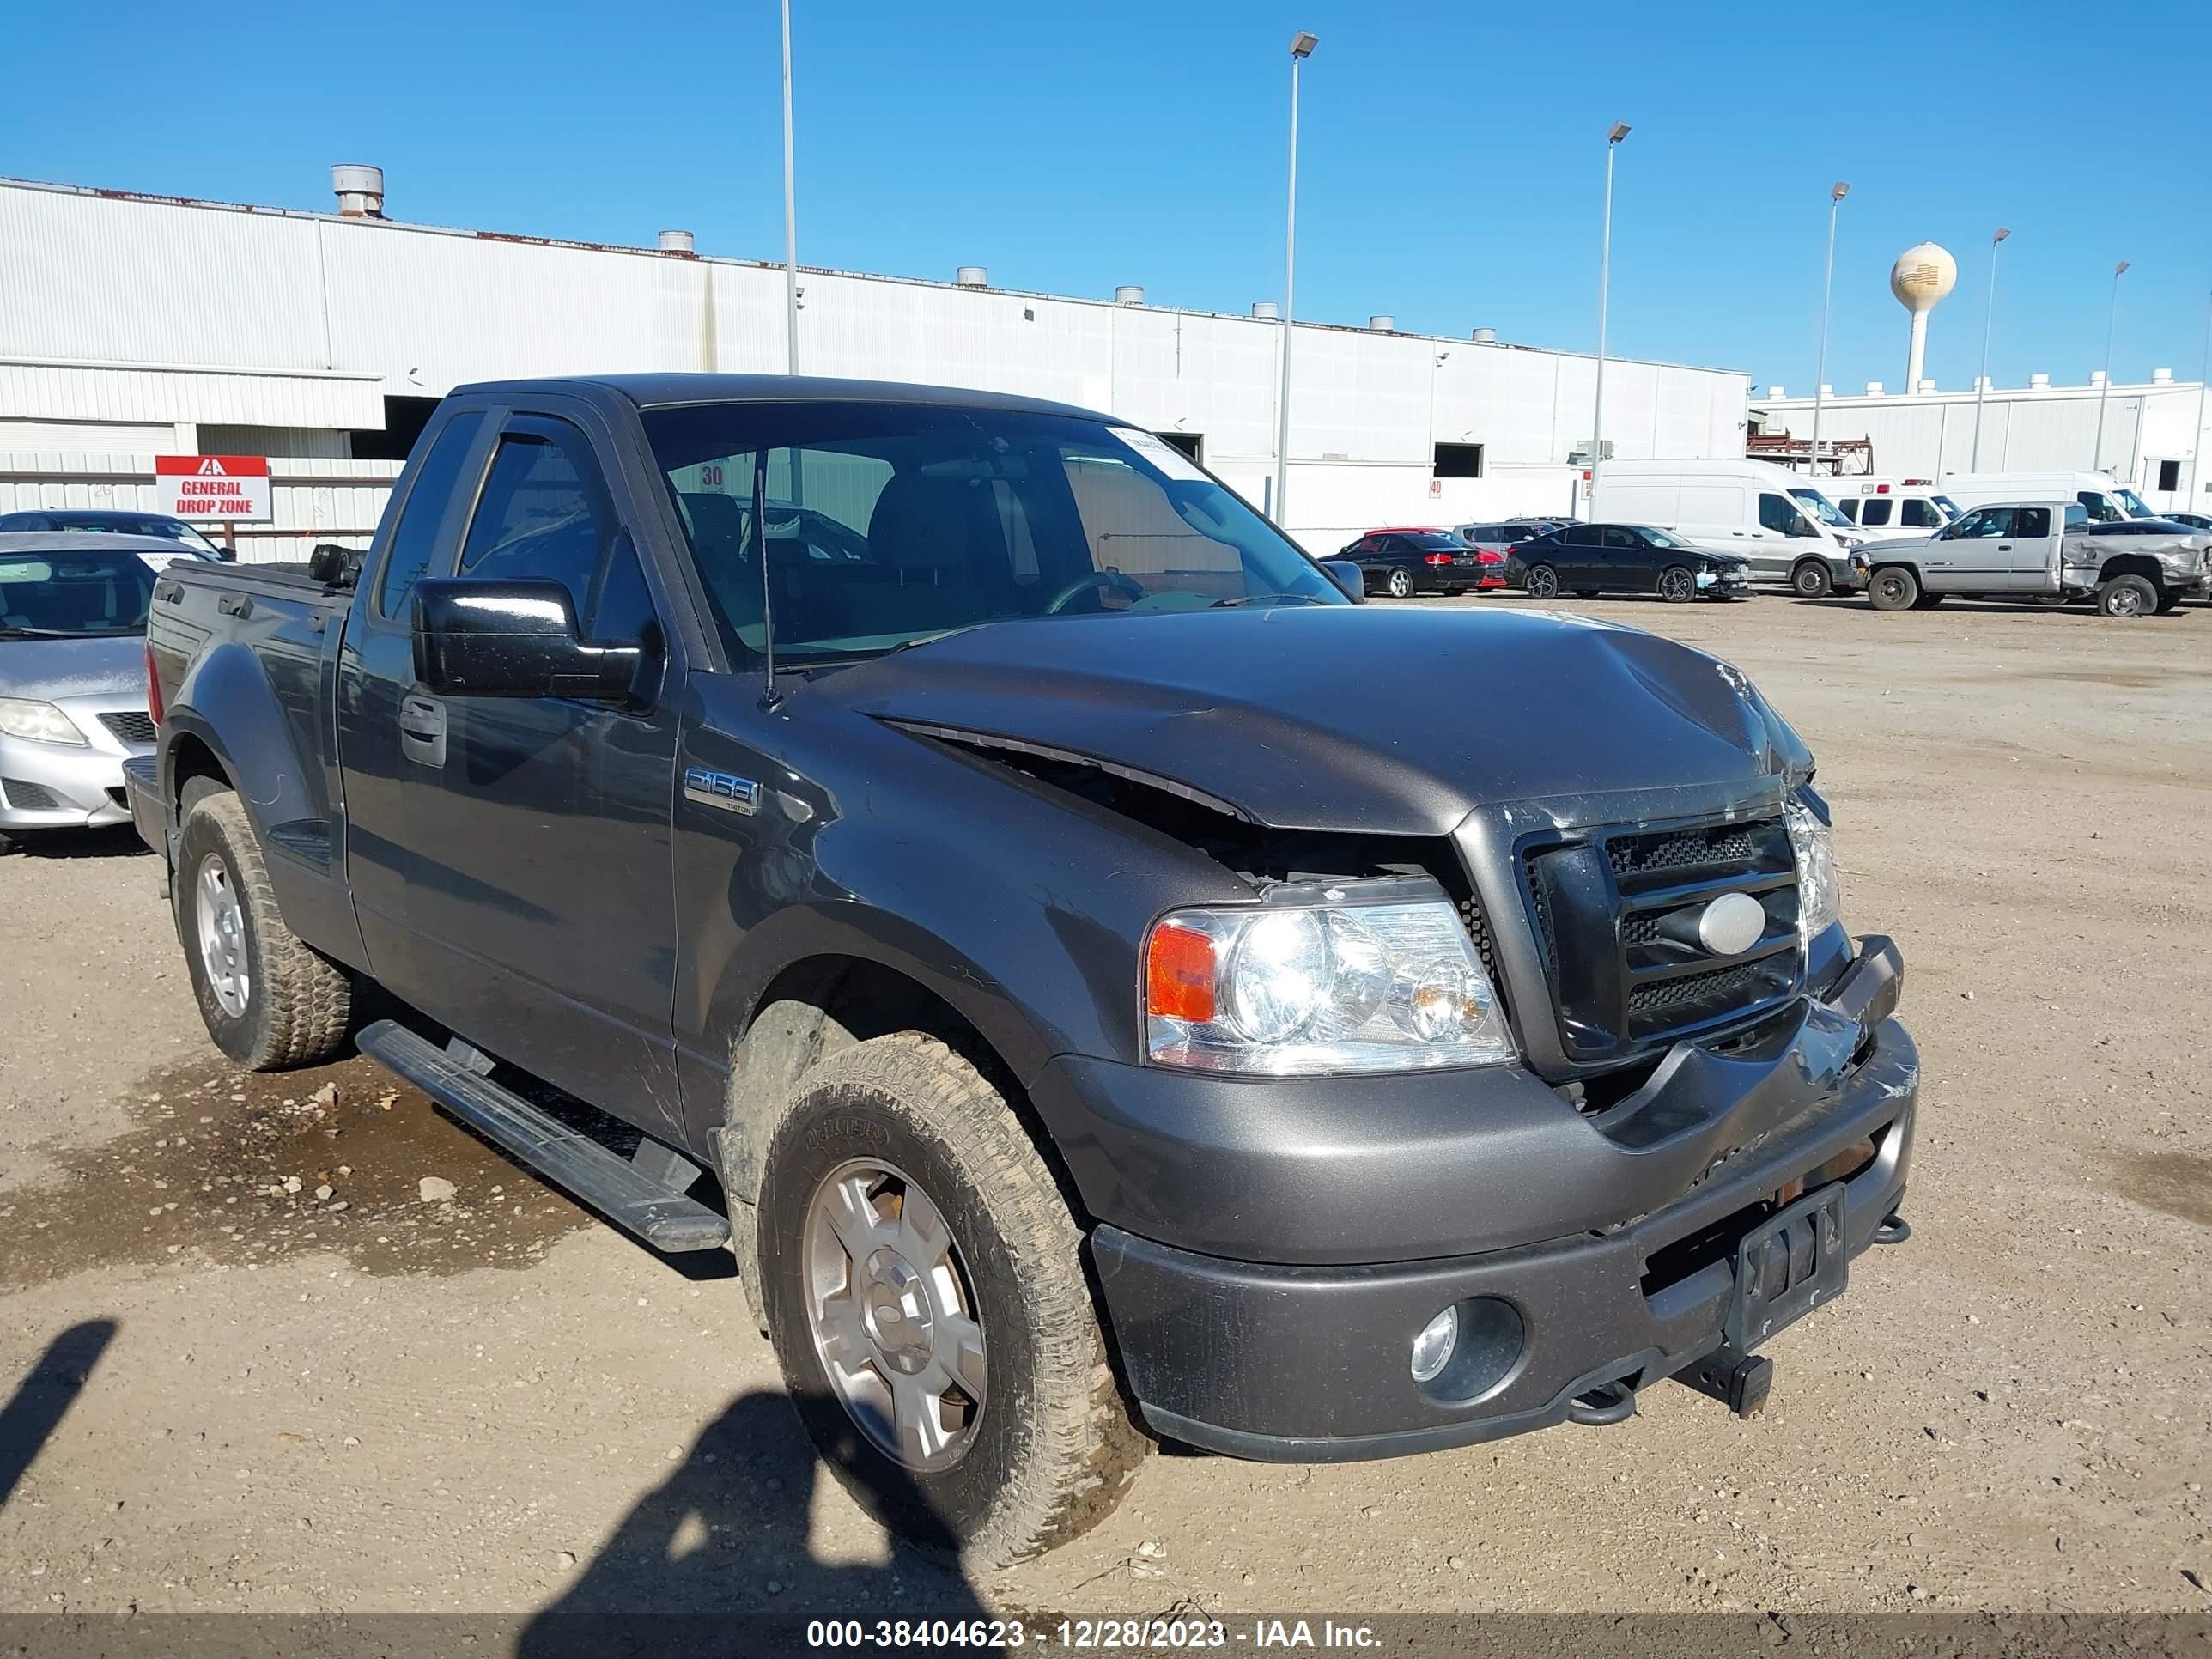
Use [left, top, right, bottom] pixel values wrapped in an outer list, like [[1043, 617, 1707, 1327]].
[[1385, 567, 1413, 599], [1867, 567, 1921, 612], [2097, 574, 2156, 619], [1524, 563, 1559, 599], [1790, 560, 1833, 599], [175, 786, 352, 1070], [756, 1034, 1146, 1567], [1657, 565, 1696, 604]]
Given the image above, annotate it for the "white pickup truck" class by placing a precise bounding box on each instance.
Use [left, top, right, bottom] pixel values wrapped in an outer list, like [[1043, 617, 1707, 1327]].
[[1863, 501, 2212, 618]]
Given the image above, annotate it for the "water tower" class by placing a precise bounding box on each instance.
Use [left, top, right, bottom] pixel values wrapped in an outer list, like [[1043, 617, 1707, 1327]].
[[1889, 242, 1957, 391]]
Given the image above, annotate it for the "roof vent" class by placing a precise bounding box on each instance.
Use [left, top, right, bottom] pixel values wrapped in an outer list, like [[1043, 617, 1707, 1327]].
[[1768, 386, 1786, 399], [1917, 378, 1937, 393], [1865, 381, 1885, 396], [2089, 370, 2106, 386], [2030, 373, 2050, 388], [2153, 367, 2173, 384], [1818, 384, 1833, 398], [1471, 327, 1496, 343], [956, 266, 988, 288], [1251, 301, 1279, 319], [331, 163, 386, 219], [1115, 285, 1146, 306], [657, 229, 695, 254], [1369, 314, 1395, 332]]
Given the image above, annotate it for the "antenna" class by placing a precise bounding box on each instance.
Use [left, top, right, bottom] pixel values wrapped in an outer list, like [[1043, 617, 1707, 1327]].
[[753, 450, 782, 712]]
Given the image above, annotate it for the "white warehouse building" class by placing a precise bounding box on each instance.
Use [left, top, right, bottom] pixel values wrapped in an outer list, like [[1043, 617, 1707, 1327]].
[[0, 170, 1750, 557], [1753, 372, 2210, 514]]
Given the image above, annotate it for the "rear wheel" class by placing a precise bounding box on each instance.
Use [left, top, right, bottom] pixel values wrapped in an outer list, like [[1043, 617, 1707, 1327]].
[[1867, 567, 1920, 612], [1790, 560, 1833, 599], [174, 785, 352, 1069], [756, 1034, 1146, 1567], [1657, 565, 1696, 604], [2097, 574, 2155, 619], [1385, 567, 1413, 599], [1524, 563, 1559, 599]]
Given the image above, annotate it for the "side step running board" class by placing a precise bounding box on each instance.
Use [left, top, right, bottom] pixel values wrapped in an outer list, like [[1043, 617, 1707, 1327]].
[[356, 1019, 730, 1253]]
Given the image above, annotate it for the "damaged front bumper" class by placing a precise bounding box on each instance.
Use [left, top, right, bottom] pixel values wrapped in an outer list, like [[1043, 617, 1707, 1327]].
[[1074, 937, 1917, 1462]]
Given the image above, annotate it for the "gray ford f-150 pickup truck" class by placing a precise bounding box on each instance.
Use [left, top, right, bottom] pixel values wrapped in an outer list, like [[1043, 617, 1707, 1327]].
[[131, 374, 1917, 1565]]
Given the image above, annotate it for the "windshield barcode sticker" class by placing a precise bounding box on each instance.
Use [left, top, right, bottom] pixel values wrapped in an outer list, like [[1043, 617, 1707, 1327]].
[[1109, 428, 1210, 484]]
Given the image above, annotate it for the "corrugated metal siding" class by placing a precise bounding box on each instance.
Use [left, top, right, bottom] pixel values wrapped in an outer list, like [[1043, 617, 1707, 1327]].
[[2, 179, 1753, 539], [0, 453, 399, 561], [0, 358, 383, 428]]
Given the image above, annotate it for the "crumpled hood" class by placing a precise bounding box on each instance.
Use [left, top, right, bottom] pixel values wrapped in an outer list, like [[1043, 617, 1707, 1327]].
[[818, 605, 1806, 836], [0, 633, 144, 702]]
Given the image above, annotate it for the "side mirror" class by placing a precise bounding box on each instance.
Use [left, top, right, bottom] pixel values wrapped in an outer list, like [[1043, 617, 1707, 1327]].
[[411, 578, 643, 701], [1320, 558, 1366, 602], [307, 543, 358, 586]]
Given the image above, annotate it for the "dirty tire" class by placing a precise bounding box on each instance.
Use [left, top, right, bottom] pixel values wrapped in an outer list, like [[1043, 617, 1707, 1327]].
[[2097, 574, 2156, 619], [1911, 591, 1947, 610], [174, 786, 352, 1070], [2154, 591, 2183, 615], [755, 1034, 1147, 1567], [1524, 563, 1559, 599], [1791, 560, 1832, 599], [1657, 565, 1696, 604], [1385, 567, 1413, 599], [1867, 567, 1919, 612]]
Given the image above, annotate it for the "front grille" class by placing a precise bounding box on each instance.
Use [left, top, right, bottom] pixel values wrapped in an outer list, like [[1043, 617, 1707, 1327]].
[[97, 711, 156, 745], [1521, 809, 1802, 1066], [2, 779, 60, 811]]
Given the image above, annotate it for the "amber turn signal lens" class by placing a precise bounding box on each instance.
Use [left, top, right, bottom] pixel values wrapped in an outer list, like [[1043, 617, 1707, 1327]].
[[1146, 921, 1217, 1023]]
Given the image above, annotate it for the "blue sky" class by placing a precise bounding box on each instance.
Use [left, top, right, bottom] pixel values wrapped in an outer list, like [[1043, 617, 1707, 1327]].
[[5, 0, 2208, 393]]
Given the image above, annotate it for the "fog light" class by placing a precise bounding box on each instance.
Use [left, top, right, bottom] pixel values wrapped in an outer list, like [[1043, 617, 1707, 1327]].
[[1409, 1305, 1459, 1382]]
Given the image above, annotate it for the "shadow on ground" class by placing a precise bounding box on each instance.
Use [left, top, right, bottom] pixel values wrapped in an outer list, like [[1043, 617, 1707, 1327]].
[[517, 1389, 986, 1656], [0, 1318, 117, 1508]]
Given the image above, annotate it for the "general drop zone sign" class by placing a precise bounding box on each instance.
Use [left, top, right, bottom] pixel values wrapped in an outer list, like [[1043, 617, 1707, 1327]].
[[155, 455, 271, 522]]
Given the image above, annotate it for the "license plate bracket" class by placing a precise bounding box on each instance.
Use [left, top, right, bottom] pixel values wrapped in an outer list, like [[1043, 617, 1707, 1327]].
[[1724, 1183, 1848, 1352]]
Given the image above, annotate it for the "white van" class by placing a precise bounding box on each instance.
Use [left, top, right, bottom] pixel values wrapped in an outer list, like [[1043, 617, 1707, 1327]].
[[1938, 472, 2156, 524], [1590, 458, 1865, 588], [1824, 479, 1960, 540]]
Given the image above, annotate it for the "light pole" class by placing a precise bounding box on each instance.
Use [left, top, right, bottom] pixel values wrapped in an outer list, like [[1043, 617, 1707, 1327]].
[[2191, 291, 2211, 509], [1271, 30, 1317, 527], [2093, 258, 2128, 471], [1589, 121, 1630, 501], [1808, 181, 1849, 477], [1970, 226, 2009, 470], [781, 0, 799, 374]]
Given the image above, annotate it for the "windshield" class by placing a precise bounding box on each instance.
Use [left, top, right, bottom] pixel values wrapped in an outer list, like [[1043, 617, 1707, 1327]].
[[1789, 487, 1852, 529], [1933, 495, 1960, 519], [2115, 488, 2154, 519], [642, 403, 1346, 665], [0, 550, 158, 638], [1642, 527, 1686, 550]]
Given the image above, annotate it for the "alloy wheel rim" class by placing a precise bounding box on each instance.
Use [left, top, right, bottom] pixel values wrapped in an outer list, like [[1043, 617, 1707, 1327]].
[[1529, 568, 1556, 599], [1662, 568, 1692, 601], [1796, 568, 1824, 596], [2110, 587, 2142, 617], [1389, 569, 1411, 597], [194, 854, 250, 1018], [802, 1158, 988, 1473]]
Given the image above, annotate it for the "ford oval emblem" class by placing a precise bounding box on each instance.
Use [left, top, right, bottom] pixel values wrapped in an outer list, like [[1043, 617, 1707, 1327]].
[[1696, 891, 1766, 957]]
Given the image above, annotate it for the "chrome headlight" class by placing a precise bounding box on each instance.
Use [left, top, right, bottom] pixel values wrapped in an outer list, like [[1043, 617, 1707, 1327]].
[[0, 697, 88, 746], [1145, 879, 1513, 1075], [1784, 795, 1843, 943]]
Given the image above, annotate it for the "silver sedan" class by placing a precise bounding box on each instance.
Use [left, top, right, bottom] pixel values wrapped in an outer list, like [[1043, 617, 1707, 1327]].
[[0, 534, 167, 842]]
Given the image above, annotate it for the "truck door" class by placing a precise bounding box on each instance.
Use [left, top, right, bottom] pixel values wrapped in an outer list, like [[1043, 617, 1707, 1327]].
[[396, 405, 688, 1121], [334, 406, 492, 981], [1928, 506, 2013, 590], [1990, 505, 2057, 593]]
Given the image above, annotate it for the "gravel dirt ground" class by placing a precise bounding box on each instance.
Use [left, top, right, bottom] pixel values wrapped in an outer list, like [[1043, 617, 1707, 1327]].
[[2, 592, 2208, 1626]]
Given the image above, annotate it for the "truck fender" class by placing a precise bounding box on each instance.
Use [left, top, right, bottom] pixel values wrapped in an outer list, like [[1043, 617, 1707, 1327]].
[[167, 639, 319, 841]]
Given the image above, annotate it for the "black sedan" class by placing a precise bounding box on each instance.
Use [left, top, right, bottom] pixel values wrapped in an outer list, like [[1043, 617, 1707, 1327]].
[[1505, 523, 1750, 603], [1337, 528, 1481, 598]]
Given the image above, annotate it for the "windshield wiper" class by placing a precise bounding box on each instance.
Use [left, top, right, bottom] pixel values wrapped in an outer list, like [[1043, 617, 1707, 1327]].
[[1211, 592, 1333, 608]]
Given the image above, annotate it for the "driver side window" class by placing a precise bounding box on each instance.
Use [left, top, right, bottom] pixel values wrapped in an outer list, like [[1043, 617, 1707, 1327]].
[[1758, 493, 1808, 537]]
